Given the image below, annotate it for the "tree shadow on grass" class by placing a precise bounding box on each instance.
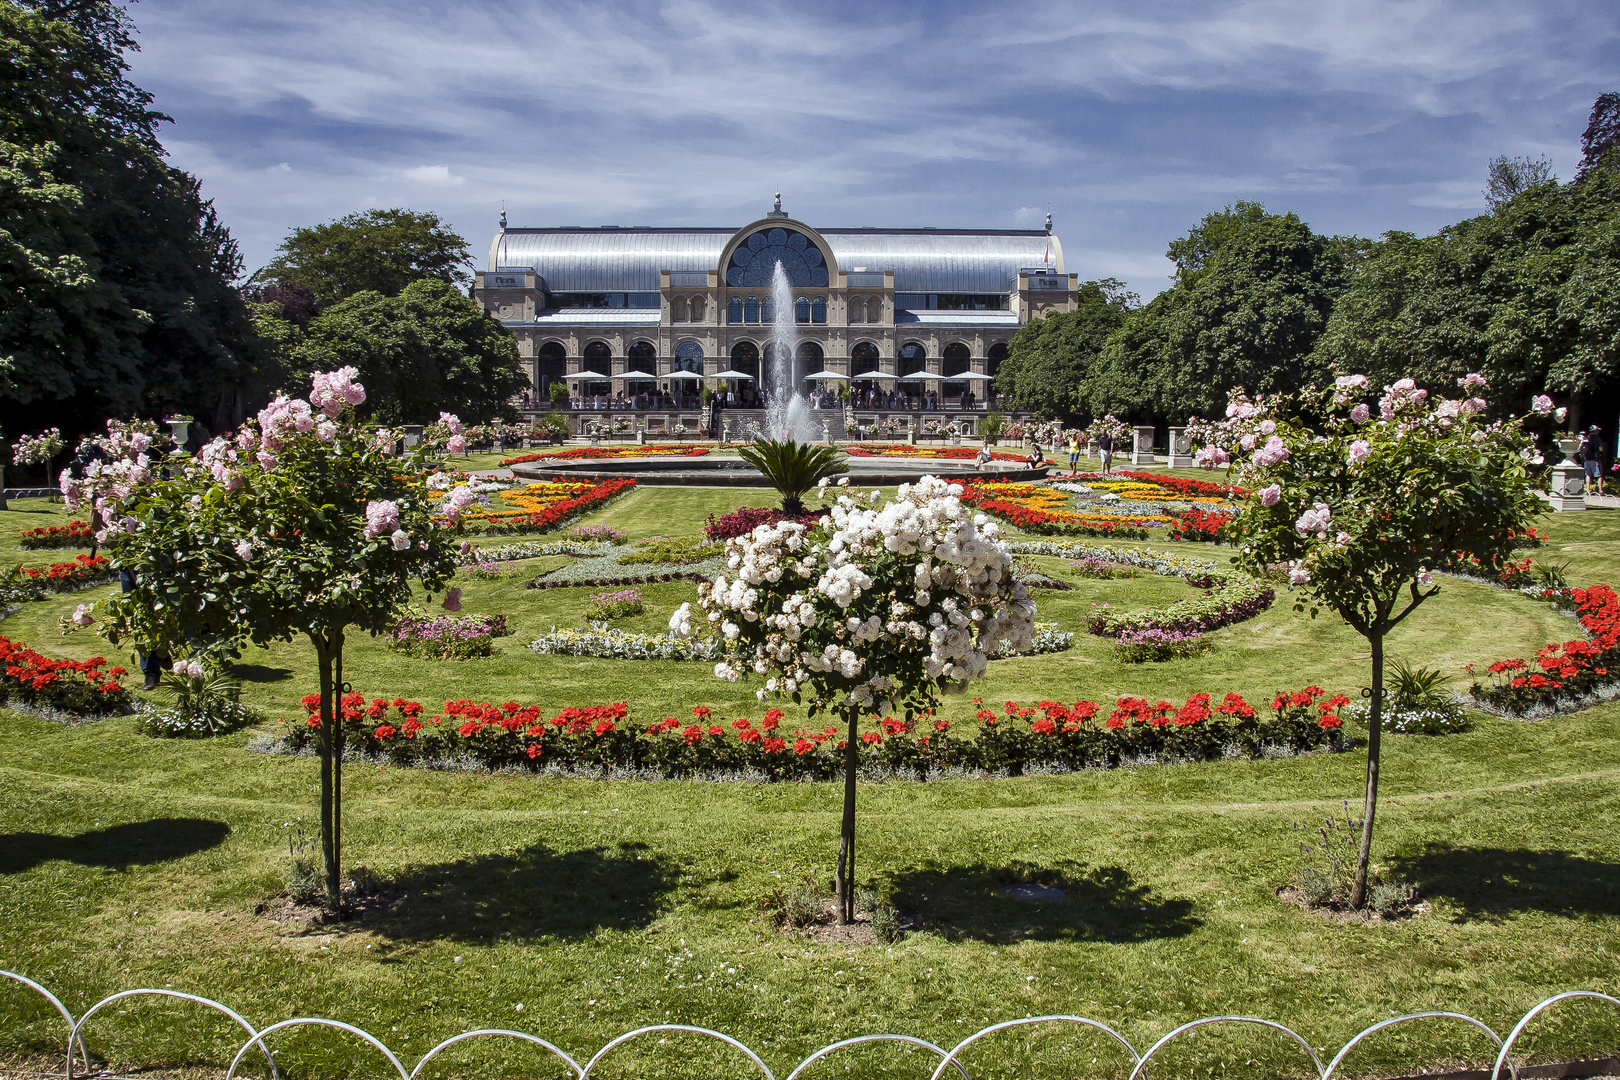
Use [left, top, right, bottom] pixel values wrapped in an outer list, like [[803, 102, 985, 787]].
[[228, 663, 294, 684], [360, 840, 683, 942], [0, 818, 231, 874], [882, 859, 1200, 944], [1392, 844, 1620, 921]]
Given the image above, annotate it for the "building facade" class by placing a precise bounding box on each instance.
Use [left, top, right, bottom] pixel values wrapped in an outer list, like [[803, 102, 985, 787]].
[[472, 199, 1078, 406]]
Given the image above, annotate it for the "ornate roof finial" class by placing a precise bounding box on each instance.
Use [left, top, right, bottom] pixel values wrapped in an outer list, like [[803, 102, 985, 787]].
[[500, 203, 507, 231], [1045, 210, 1052, 234], [774, 191, 782, 213]]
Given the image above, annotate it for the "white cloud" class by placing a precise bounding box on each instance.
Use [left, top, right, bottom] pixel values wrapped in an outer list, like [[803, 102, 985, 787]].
[[124, 0, 1620, 300], [402, 165, 466, 187]]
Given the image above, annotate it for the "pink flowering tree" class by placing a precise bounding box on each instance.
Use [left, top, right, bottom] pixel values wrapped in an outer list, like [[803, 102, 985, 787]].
[[1207, 374, 1543, 907], [96, 367, 465, 907], [57, 420, 164, 549]]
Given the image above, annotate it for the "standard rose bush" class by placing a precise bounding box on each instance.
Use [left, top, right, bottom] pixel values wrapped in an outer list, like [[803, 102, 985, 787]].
[[1210, 372, 1542, 908], [678, 471, 1036, 921]]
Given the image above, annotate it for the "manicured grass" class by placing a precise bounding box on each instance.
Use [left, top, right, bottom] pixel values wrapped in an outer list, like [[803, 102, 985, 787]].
[[2, 492, 1619, 1079]]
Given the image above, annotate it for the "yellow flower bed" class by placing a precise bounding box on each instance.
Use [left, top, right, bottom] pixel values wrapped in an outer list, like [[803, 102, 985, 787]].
[[466, 481, 608, 521]]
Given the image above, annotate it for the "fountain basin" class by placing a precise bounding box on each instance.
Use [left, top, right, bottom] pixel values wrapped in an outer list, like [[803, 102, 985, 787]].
[[510, 454, 1050, 487]]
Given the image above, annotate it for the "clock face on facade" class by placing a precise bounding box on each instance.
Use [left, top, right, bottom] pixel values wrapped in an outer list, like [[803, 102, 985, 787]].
[[726, 228, 829, 288]]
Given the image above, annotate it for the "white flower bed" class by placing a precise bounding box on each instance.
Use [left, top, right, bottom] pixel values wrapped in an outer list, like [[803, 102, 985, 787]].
[[528, 625, 723, 662]]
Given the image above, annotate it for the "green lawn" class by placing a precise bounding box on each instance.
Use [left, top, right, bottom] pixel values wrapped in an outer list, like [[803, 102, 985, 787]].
[[2, 489, 1619, 1079]]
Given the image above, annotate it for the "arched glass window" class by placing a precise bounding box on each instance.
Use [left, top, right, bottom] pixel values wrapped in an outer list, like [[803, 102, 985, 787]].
[[762, 297, 775, 323], [898, 341, 927, 376], [795, 297, 811, 324], [538, 341, 567, 396], [726, 227, 829, 287], [866, 297, 882, 323], [690, 296, 705, 322], [848, 296, 864, 324], [730, 340, 760, 379], [811, 297, 826, 324], [744, 297, 760, 323], [729, 297, 744, 323], [797, 341, 823, 365], [583, 340, 612, 364], [987, 341, 1009, 379], [851, 341, 881, 374], [942, 342, 971, 377], [674, 340, 704, 373], [671, 296, 688, 323], [627, 340, 656, 368]]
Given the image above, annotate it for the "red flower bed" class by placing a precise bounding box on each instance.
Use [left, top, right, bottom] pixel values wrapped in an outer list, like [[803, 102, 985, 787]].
[[957, 483, 1149, 540], [18, 554, 112, 590], [471, 478, 636, 535], [1472, 584, 1620, 712], [277, 686, 1346, 778], [1169, 507, 1233, 542], [501, 446, 709, 465], [0, 634, 129, 714], [19, 521, 94, 550], [705, 506, 825, 541]]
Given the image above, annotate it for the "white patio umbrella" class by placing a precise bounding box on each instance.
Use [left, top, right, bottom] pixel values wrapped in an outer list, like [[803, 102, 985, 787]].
[[709, 369, 758, 380], [850, 370, 895, 381], [945, 371, 995, 381], [803, 369, 849, 381], [616, 370, 658, 380], [566, 370, 609, 380], [664, 370, 704, 380]]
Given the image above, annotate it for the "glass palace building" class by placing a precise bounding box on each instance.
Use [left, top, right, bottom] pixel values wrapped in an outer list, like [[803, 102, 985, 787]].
[[473, 199, 1079, 407]]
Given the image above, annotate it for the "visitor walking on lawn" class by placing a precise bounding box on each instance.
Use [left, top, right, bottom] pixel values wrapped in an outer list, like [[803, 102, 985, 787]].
[[1097, 431, 1114, 474], [1067, 433, 1080, 476]]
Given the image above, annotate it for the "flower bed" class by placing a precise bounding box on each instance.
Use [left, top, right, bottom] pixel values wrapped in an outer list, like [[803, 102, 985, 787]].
[[528, 626, 724, 662], [2, 555, 116, 605], [386, 612, 513, 660], [459, 477, 635, 534], [270, 686, 1347, 778], [500, 445, 710, 465], [1115, 627, 1211, 663], [18, 521, 94, 550], [1168, 507, 1233, 542], [1087, 569, 1275, 638], [1076, 471, 1245, 500], [1470, 584, 1620, 714], [705, 507, 825, 541], [845, 444, 1026, 462], [458, 539, 615, 563], [583, 588, 644, 620], [0, 634, 129, 715], [960, 481, 1151, 538], [525, 544, 723, 590]]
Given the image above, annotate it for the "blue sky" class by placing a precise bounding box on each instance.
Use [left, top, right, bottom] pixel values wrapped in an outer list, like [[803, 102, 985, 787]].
[[128, 0, 1620, 299]]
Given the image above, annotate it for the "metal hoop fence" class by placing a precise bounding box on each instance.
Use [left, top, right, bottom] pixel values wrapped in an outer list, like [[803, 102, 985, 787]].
[[3, 970, 1616, 1080]]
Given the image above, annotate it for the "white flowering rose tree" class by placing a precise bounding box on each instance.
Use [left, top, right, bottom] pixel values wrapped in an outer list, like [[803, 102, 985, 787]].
[[673, 475, 1036, 922], [1208, 374, 1543, 908], [96, 368, 465, 908]]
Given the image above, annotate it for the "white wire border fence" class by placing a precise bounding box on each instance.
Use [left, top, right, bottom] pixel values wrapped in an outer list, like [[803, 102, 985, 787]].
[[3, 970, 1617, 1080]]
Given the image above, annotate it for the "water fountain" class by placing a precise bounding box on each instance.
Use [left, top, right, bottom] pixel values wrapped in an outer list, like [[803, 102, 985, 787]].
[[765, 261, 821, 442]]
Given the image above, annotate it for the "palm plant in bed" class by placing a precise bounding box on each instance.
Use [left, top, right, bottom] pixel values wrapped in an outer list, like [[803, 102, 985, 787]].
[[739, 437, 847, 514]]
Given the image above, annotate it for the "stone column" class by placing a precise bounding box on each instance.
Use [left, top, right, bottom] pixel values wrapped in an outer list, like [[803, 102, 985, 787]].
[[1547, 437, 1587, 511], [1166, 426, 1194, 468], [1131, 425, 1155, 466]]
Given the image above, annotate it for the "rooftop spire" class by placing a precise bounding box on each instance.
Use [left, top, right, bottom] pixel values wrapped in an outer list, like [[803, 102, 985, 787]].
[[1045, 210, 1052, 234], [767, 191, 787, 218], [500, 203, 507, 231]]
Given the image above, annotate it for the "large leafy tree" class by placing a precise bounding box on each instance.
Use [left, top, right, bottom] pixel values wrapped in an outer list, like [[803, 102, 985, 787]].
[[1576, 92, 1620, 183], [0, 0, 265, 435], [1088, 203, 1359, 424], [1219, 376, 1542, 908], [99, 371, 462, 906], [260, 208, 473, 307], [994, 278, 1136, 420], [255, 278, 526, 423], [1312, 172, 1620, 428]]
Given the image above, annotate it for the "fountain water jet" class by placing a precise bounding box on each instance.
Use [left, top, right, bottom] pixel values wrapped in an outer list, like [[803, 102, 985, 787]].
[[765, 261, 821, 442]]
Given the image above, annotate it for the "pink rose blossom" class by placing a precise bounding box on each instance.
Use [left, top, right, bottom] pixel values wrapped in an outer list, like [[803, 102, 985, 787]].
[[447, 434, 467, 455], [364, 499, 401, 540], [1260, 483, 1281, 507], [1350, 404, 1370, 423], [1348, 439, 1371, 465], [442, 587, 462, 612]]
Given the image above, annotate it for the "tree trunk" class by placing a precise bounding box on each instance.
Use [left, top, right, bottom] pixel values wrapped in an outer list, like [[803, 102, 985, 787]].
[[312, 628, 347, 910], [834, 704, 859, 924], [1349, 632, 1384, 909]]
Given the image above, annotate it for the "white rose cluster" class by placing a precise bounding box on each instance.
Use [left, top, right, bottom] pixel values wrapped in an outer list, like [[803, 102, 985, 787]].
[[684, 475, 1035, 711]]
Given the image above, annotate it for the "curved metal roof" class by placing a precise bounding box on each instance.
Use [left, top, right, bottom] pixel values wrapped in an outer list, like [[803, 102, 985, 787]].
[[489, 226, 1061, 293]]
